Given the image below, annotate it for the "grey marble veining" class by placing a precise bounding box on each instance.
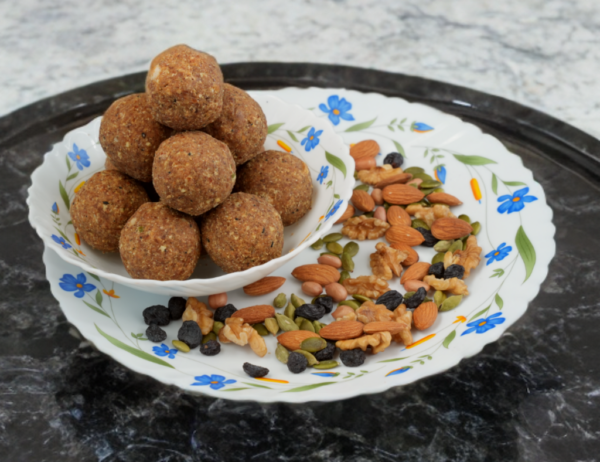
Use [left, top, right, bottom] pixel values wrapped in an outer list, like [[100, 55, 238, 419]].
[[2, 0, 600, 138]]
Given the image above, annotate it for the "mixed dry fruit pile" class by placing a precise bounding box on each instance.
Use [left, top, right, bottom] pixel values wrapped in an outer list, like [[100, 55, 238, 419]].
[[139, 140, 484, 377], [69, 44, 313, 280]]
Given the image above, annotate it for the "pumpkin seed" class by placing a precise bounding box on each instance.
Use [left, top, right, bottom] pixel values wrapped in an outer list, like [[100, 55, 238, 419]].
[[320, 252, 339, 258], [404, 291, 415, 299], [432, 252, 446, 264], [300, 337, 327, 352], [408, 183, 419, 189], [342, 253, 355, 272], [273, 293, 287, 309], [300, 319, 315, 332], [326, 242, 344, 255], [408, 201, 429, 208], [275, 313, 299, 332], [323, 232, 343, 243], [432, 188, 445, 193], [172, 340, 190, 353], [419, 188, 437, 196], [310, 238, 324, 250], [434, 240, 452, 252], [420, 180, 442, 189], [338, 300, 360, 310], [352, 294, 371, 303], [354, 184, 370, 191], [264, 317, 279, 335], [201, 332, 216, 345], [252, 323, 269, 336], [293, 349, 319, 366], [339, 270, 351, 284], [295, 316, 307, 327], [448, 240, 464, 253], [433, 290, 447, 308], [411, 218, 430, 230], [313, 360, 340, 370], [291, 294, 306, 308], [313, 320, 323, 334], [212, 321, 224, 335], [440, 295, 463, 312], [423, 297, 432, 303], [458, 214, 471, 224], [471, 221, 481, 235], [284, 301, 296, 319], [412, 172, 434, 182], [404, 166, 425, 175], [343, 241, 360, 257], [276, 344, 290, 364]]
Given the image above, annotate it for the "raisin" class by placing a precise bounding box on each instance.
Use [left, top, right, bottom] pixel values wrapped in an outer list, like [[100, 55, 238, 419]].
[[145, 324, 167, 342], [287, 352, 308, 373], [295, 303, 326, 321], [314, 341, 336, 361], [444, 264, 465, 280], [314, 296, 334, 314], [177, 320, 202, 348], [376, 290, 404, 311], [214, 304, 237, 323], [243, 362, 269, 378], [142, 305, 170, 326], [383, 152, 404, 169], [340, 349, 365, 367], [415, 227, 438, 247], [405, 287, 426, 309], [168, 297, 186, 320], [428, 262, 445, 279], [199, 340, 221, 356]]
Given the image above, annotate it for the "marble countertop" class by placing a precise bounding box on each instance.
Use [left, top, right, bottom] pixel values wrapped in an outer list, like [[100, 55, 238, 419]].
[[2, 1, 600, 461]]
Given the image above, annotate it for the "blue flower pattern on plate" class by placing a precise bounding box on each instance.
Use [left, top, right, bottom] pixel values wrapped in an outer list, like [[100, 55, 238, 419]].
[[317, 166, 329, 184], [301, 127, 323, 152], [59, 273, 95, 298], [192, 374, 236, 390], [434, 166, 446, 184], [153, 343, 178, 359], [325, 199, 343, 221], [411, 122, 434, 133], [68, 143, 91, 171], [461, 312, 506, 336], [497, 187, 537, 214], [485, 243, 512, 265], [51, 202, 59, 214], [319, 95, 355, 126], [52, 234, 72, 249]]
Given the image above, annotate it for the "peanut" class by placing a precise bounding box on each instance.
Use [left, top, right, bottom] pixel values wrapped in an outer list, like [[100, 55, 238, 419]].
[[407, 178, 422, 187], [371, 188, 383, 205], [374, 206, 387, 222], [325, 282, 348, 302], [302, 281, 323, 297], [355, 157, 376, 171], [332, 304, 357, 321], [208, 293, 227, 309], [317, 254, 342, 269]]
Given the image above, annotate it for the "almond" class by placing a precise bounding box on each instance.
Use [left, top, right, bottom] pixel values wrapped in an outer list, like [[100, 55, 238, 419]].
[[243, 276, 286, 295], [319, 320, 365, 340], [291, 264, 341, 286], [231, 305, 275, 324], [387, 205, 412, 227], [277, 330, 321, 351], [371, 188, 383, 205], [350, 140, 380, 160], [427, 192, 463, 206], [413, 302, 438, 330], [334, 204, 355, 224], [400, 262, 431, 284], [403, 279, 430, 292], [375, 173, 412, 189], [391, 242, 419, 266], [382, 184, 425, 205], [431, 217, 473, 240], [363, 321, 405, 335], [355, 157, 376, 171], [351, 189, 375, 212], [385, 225, 425, 246]]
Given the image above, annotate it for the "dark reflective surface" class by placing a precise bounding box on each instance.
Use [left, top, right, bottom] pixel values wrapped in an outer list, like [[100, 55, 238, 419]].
[[1, 64, 599, 462]]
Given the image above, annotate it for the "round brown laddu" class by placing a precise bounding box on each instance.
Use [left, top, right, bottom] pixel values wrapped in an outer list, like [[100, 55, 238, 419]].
[[234, 150, 313, 226], [70, 170, 149, 252], [119, 202, 201, 280], [203, 83, 267, 165], [201, 193, 284, 273], [145, 44, 224, 130], [152, 131, 236, 215]]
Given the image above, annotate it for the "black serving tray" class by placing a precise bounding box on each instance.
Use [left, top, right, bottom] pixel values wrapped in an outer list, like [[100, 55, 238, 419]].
[[2, 64, 600, 461]]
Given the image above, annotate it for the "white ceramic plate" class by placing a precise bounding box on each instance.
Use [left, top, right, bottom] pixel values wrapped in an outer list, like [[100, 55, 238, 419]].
[[27, 94, 354, 296], [42, 88, 555, 403]]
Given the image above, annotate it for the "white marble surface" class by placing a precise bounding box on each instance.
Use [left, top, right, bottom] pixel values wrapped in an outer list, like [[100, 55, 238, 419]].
[[2, 0, 600, 136]]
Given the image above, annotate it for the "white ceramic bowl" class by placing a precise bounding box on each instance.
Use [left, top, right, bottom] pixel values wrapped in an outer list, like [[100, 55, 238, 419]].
[[27, 93, 355, 296]]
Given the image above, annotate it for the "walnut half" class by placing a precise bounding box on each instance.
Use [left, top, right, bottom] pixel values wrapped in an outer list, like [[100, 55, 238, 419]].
[[343, 275, 390, 299], [342, 215, 390, 240], [423, 275, 469, 295], [392, 304, 413, 345], [454, 235, 482, 277], [370, 242, 407, 280], [183, 297, 214, 335], [356, 300, 394, 323], [221, 317, 267, 357], [336, 332, 392, 354]]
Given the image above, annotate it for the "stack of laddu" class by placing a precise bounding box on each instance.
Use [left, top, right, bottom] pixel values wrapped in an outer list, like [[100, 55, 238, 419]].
[[70, 44, 313, 280]]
